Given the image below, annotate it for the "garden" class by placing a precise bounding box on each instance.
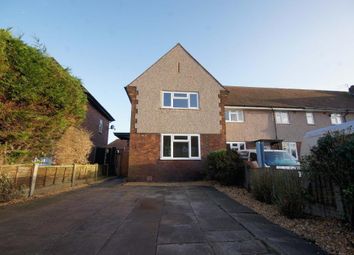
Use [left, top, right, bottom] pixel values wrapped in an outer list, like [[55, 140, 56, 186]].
[[206, 131, 354, 255]]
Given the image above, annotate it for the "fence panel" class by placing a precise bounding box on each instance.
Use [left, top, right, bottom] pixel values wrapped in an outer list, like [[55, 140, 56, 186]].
[[0, 163, 107, 197]]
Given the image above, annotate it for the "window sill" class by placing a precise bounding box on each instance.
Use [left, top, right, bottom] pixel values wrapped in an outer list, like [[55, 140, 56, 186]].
[[226, 120, 244, 123], [160, 107, 200, 110], [160, 157, 201, 161]]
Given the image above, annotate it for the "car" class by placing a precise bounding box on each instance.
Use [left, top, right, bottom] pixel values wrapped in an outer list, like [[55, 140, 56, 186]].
[[238, 149, 300, 170]]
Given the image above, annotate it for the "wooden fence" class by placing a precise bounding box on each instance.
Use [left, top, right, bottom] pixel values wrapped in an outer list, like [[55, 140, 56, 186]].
[[0, 163, 109, 197]]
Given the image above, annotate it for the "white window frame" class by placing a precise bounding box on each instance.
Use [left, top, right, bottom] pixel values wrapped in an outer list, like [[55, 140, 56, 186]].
[[306, 112, 315, 125], [161, 91, 199, 109], [225, 109, 244, 122], [275, 111, 290, 124], [98, 119, 103, 134], [282, 142, 298, 160], [160, 134, 201, 160], [227, 142, 246, 151], [330, 113, 342, 125]]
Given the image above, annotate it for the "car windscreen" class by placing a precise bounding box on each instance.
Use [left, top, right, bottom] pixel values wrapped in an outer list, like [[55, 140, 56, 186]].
[[264, 151, 298, 166]]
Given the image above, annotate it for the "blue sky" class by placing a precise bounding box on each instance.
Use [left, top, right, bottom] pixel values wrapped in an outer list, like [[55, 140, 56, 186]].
[[1, 0, 354, 141]]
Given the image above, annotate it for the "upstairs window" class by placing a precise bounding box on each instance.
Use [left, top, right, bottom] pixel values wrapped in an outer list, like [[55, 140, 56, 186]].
[[161, 134, 200, 160], [275, 111, 289, 124], [306, 112, 315, 125], [225, 110, 244, 122], [330, 113, 342, 125], [162, 91, 199, 109], [98, 119, 103, 134]]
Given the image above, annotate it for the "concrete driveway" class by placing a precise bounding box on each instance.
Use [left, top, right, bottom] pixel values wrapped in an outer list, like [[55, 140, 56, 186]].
[[0, 179, 325, 255]]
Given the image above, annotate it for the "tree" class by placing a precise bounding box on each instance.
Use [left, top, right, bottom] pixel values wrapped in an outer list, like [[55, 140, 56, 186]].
[[0, 29, 87, 163]]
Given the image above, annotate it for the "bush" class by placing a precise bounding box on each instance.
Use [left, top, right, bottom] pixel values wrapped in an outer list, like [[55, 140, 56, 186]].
[[250, 169, 305, 218], [272, 171, 305, 218], [0, 173, 24, 202], [301, 131, 354, 225], [250, 169, 273, 204], [206, 149, 245, 186], [54, 127, 93, 164]]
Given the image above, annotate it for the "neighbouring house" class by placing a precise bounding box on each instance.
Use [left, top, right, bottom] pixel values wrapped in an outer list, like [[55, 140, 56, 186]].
[[82, 89, 115, 162], [224, 86, 354, 159], [125, 43, 354, 181]]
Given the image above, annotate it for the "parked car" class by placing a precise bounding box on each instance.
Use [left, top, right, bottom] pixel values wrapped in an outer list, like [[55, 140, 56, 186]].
[[238, 149, 300, 170]]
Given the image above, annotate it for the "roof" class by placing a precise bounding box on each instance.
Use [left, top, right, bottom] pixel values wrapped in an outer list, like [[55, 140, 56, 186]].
[[84, 88, 115, 121], [125, 43, 225, 102], [114, 132, 130, 140], [225, 86, 354, 111]]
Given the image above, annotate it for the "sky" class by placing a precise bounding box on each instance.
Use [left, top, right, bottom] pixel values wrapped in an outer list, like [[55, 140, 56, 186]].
[[1, 0, 354, 142]]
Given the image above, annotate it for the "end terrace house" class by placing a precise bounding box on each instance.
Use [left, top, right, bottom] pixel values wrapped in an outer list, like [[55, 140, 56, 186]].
[[125, 44, 227, 181], [125, 44, 354, 181]]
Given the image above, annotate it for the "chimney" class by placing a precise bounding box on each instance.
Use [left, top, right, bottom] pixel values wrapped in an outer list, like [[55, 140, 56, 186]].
[[349, 85, 354, 96]]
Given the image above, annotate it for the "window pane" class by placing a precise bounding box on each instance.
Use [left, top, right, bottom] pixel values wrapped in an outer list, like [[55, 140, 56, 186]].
[[239, 143, 245, 150], [163, 92, 171, 107], [236, 110, 244, 121], [163, 136, 171, 157], [282, 112, 289, 123], [173, 142, 189, 158], [190, 94, 198, 108], [225, 111, 229, 121], [230, 112, 237, 121], [173, 98, 188, 108], [191, 136, 199, 157], [174, 135, 188, 140], [306, 113, 314, 124], [174, 93, 187, 98], [275, 112, 282, 123]]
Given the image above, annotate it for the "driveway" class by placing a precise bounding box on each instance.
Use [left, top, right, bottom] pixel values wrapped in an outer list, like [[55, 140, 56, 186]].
[[0, 179, 325, 255]]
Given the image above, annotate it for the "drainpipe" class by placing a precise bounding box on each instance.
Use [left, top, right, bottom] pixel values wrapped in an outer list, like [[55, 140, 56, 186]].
[[271, 108, 278, 140]]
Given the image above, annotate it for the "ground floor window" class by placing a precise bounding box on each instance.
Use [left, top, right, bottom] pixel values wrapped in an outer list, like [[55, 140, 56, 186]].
[[282, 142, 298, 159], [227, 142, 246, 151], [161, 134, 200, 160]]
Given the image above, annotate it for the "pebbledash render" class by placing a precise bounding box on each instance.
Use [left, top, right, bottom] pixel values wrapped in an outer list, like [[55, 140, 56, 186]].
[[125, 43, 354, 181]]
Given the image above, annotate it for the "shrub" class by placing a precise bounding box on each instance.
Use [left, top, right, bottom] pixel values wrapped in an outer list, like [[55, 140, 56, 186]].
[[301, 131, 354, 225], [250, 169, 273, 204], [54, 127, 93, 164], [272, 171, 305, 218], [206, 149, 245, 186], [0, 173, 24, 202]]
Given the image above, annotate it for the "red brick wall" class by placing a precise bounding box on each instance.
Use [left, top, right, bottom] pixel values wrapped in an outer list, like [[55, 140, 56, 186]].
[[128, 133, 226, 181], [81, 103, 110, 148], [127, 87, 227, 181]]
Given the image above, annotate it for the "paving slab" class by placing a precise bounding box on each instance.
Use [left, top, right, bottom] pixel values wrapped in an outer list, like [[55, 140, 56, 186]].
[[0, 180, 326, 255]]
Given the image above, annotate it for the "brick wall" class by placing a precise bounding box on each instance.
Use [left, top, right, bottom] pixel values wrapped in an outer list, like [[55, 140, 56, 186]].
[[128, 133, 225, 181], [81, 103, 110, 147]]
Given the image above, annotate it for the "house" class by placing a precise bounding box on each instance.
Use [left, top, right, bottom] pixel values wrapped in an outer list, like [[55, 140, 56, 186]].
[[224, 86, 354, 159], [82, 89, 115, 162], [125, 44, 227, 181], [125, 43, 354, 181]]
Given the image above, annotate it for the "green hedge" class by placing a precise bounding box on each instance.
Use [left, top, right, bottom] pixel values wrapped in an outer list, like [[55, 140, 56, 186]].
[[206, 149, 245, 186]]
